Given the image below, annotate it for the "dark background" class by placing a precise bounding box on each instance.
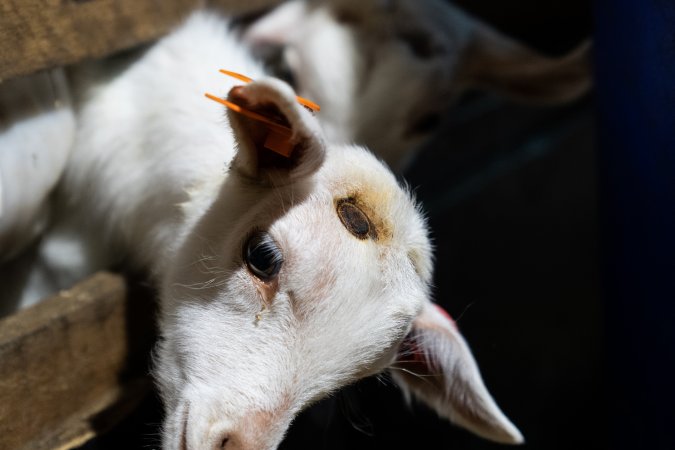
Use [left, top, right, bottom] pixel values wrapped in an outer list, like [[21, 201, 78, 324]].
[[83, 0, 603, 448], [288, 1, 602, 448]]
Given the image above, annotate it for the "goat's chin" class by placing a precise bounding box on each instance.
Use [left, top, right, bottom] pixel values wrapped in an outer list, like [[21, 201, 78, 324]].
[[162, 400, 229, 450], [160, 400, 189, 450]]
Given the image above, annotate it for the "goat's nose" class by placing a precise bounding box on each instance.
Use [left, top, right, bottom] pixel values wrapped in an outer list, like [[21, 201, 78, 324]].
[[214, 432, 262, 450], [214, 432, 235, 450]]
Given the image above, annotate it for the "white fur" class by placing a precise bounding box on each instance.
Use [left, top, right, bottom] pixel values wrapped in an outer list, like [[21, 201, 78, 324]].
[[5, 10, 522, 448], [0, 70, 74, 263]]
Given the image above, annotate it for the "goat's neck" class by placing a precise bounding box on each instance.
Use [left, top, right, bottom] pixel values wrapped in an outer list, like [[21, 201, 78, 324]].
[[68, 14, 265, 278]]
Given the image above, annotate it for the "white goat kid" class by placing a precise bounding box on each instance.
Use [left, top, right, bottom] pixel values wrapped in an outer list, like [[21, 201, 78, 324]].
[[0, 70, 74, 263], [245, 0, 591, 170], [57, 11, 522, 449]]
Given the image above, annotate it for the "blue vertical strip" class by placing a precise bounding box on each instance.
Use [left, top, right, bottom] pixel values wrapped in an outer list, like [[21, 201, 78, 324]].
[[594, 1, 675, 448]]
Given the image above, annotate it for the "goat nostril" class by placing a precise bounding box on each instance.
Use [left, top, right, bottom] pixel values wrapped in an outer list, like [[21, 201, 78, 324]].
[[220, 436, 229, 449]]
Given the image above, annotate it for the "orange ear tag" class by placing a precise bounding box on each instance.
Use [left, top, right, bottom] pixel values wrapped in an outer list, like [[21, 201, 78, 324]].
[[205, 70, 320, 157]]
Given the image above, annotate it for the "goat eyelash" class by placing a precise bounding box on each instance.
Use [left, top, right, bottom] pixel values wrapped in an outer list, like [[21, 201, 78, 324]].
[[242, 229, 285, 281]]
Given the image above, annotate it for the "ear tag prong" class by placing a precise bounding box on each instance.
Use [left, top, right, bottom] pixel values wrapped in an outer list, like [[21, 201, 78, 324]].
[[263, 129, 295, 157], [205, 69, 320, 158]]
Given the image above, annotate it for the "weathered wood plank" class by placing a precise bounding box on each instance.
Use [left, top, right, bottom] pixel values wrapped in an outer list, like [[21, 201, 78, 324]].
[[0, 0, 288, 81], [0, 272, 155, 450], [0, 0, 200, 81], [210, 0, 284, 16]]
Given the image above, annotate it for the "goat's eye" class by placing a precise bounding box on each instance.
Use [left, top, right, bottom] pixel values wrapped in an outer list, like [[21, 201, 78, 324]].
[[244, 231, 283, 281], [336, 199, 377, 240], [397, 30, 439, 59], [407, 112, 442, 136]]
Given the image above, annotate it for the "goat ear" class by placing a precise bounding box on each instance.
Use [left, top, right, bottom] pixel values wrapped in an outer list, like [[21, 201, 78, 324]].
[[459, 20, 592, 104], [390, 302, 524, 445], [227, 78, 324, 183]]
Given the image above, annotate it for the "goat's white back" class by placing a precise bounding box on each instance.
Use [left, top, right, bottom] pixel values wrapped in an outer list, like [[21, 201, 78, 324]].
[[245, 0, 591, 170], [0, 71, 74, 263]]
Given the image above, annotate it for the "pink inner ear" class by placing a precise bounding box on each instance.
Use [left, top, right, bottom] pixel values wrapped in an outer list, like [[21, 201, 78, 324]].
[[226, 86, 302, 164], [398, 333, 431, 368], [396, 304, 458, 369], [432, 303, 458, 331]]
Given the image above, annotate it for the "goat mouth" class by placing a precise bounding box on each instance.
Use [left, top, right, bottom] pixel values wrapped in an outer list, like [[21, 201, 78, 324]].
[[180, 402, 190, 450]]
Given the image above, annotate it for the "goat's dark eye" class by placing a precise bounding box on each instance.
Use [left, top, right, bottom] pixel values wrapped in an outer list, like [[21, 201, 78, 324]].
[[397, 30, 439, 59], [336, 198, 377, 240], [407, 112, 442, 136], [244, 231, 283, 281]]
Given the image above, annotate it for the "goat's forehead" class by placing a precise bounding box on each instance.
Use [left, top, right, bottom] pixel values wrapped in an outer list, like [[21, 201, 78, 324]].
[[278, 146, 432, 281], [319, 146, 402, 202]]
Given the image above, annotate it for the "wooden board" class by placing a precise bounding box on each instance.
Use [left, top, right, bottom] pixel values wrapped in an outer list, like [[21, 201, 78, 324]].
[[0, 272, 155, 450], [210, 0, 284, 16], [0, 0, 287, 81], [0, 0, 200, 81]]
